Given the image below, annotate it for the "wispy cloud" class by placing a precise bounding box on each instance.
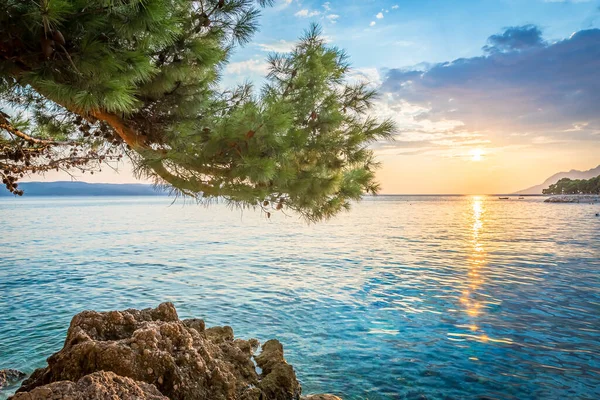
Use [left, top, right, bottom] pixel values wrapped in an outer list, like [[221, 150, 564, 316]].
[[295, 9, 320, 17], [257, 40, 296, 53], [225, 59, 270, 75], [326, 14, 340, 23], [275, 0, 294, 10], [347, 67, 383, 87]]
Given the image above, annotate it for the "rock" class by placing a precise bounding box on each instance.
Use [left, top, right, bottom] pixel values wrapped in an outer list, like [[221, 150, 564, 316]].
[[0, 369, 26, 389], [544, 195, 600, 203], [255, 340, 301, 400], [13, 302, 310, 400], [183, 318, 206, 333], [10, 371, 167, 400]]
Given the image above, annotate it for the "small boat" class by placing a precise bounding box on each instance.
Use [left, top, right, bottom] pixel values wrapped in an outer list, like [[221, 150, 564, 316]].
[[518, 197, 524, 200], [499, 197, 509, 200]]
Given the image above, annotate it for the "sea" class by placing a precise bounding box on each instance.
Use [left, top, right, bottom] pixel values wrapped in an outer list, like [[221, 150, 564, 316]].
[[1, 195, 599, 399]]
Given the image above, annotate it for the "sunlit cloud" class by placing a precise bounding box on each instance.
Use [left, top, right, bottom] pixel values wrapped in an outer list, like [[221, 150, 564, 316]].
[[381, 27, 600, 150]]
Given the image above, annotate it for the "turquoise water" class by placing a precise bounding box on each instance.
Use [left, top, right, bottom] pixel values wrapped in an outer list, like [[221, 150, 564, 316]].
[[1, 196, 599, 399]]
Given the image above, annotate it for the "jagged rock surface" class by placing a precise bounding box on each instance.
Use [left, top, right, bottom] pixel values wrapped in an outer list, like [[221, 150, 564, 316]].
[[10, 371, 167, 400], [0, 369, 26, 389], [13, 303, 304, 400], [255, 340, 301, 400]]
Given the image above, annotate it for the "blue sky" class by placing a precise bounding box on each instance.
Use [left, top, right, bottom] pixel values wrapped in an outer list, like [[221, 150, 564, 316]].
[[36, 0, 600, 193], [217, 0, 600, 193], [225, 0, 599, 84]]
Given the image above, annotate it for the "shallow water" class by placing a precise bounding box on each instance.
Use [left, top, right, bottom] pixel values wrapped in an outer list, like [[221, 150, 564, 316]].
[[1, 195, 599, 399]]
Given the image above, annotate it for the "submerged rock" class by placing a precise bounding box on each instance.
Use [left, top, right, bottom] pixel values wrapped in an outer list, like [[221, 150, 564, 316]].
[[12, 302, 338, 400], [10, 371, 167, 400], [0, 369, 26, 389]]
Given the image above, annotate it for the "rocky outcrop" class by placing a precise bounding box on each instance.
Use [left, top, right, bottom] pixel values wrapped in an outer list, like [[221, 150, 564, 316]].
[[10, 371, 168, 400], [11, 303, 338, 400], [544, 194, 600, 203], [0, 369, 26, 389], [255, 340, 301, 400]]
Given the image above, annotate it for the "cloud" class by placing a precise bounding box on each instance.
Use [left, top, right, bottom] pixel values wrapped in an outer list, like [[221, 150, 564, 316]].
[[295, 9, 320, 17], [326, 14, 340, 23], [257, 40, 296, 53], [225, 59, 270, 75], [482, 24, 545, 54], [376, 12, 384, 19], [323, 2, 331, 11], [370, 21, 376, 27], [347, 67, 383, 87], [392, 5, 399, 9], [381, 27, 600, 147], [275, 0, 293, 10]]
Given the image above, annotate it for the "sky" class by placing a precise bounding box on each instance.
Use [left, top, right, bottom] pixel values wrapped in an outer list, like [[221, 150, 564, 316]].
[[34, 0, 600, 194]]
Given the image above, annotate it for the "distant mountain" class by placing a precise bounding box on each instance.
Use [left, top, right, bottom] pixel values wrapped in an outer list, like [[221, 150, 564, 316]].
[[0, 181, 165, 197], [516, 165, 600, 194]]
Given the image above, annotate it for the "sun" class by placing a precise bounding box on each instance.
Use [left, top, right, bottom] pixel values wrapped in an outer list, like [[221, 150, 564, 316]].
[[470, 148, 484, 162]]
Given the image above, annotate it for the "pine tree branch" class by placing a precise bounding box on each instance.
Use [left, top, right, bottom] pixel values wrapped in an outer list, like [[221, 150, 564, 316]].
[[89, 110, 148, 149], [147, 159, 216, 196], [15, 82, 212, 196], [89, 110, 218, 195], [0, 114, 74, 146]]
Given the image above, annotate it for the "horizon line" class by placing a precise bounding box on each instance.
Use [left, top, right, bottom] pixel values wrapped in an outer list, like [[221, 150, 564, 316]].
[[12, 181, 545, 197]]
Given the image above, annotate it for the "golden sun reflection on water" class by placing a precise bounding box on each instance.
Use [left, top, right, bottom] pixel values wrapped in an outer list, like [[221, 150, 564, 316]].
[[459, 196, 486, 321], [451, 197, 515, 346], [456, 196, 498, 344]]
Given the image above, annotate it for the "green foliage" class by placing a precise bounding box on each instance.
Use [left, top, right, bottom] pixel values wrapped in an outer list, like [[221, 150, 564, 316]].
[[0, 0, 394, 220], [543, 176, 600, 195]]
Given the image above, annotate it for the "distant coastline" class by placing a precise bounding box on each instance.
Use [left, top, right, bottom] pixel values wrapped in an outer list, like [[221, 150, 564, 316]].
[[374, 194, 545, 197], [0, 184, 550, 198], [0, 182, 165, 197], [516, 165, 600, 195]]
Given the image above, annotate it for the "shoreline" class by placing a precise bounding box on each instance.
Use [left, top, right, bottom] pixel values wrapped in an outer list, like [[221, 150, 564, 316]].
[[1, 303, 341, 400], [544, 194, 600, 203]]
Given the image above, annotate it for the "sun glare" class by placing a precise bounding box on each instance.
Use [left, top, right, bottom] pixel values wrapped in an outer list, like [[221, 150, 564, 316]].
[[470, 149, 484, 162]]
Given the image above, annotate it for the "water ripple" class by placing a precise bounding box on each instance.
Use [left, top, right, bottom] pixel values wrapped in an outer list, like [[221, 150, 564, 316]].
[[1, 195, 599, 399]]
